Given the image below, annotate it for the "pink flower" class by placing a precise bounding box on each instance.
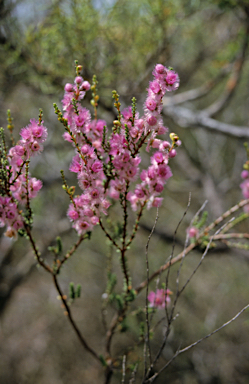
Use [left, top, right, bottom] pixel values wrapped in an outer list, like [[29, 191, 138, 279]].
[[154, 183, 164, 193], [157, 126, 168, 135], [165, 70, 180, 91], [69, 156, 81, 173], [68, 208, 79, 221], [146, 115, 157, 126], [75, 220, 91, 234], [95, 119, 106, 132], [152, 197, 163, 208], [148, 289, 172, 309], [149, 80, 161, 94], [15, 145, 26, 156], [153, 151, 164, 163], [90, 188, 100, 199], [187, 227, 199, 238], [65, 83, 74, 92], [158, 164, 172, 180], [241, 170, 249, 179], [154, 64, 165, 74], [75, 76, 83, 85], [134, 186, 145, 198], [29, 119, 48, 142], [240, 180, 249, 199], [28, 178, 42, 198], [146, 98, 157, 111], [166, 71, 177, 85], [91, 216, 99, 225], [122, 106, 133, 120], [31, 141, 41, 153], [169, 149, 177, 158], [91, 161, 103, 173], [81, 81, 90, 91]]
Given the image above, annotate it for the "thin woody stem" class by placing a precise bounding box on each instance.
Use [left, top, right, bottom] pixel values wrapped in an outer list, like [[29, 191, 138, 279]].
[[144, 209, 159, 372], [24, 223, 53, 274], [204, 199, 249, 233], [146, 303, 249, 383], [52, 274, 101, 363], [126, 203, 146, 249], [105, 306, 127, 356], [99, 218, 121, 250], [121, 181, 130, 290], [56, 233, 86, 272], [135, 241, 196, 295], [214, 232, 249, 240], [135, 199, 249, 295], [9, 160, 26, 186], [25, 223, 101, 364]]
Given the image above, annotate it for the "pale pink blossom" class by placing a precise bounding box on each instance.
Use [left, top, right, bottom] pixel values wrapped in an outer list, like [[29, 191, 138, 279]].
[[148, 289, 172, 309]]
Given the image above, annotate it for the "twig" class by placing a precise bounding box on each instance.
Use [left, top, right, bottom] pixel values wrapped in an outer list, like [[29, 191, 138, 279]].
[[24, 223, 53, 274], [121, 181, 131, 291], [24, 219, 101, 364], [165, 193, 192, 310], [146, 303, 249, 383], [99, 218, 121, 250], [178, 219, 233, 298], [121, 355, 126, 384], [176, 199, 208, 291], [214, 232, 249, 240], [126, 203, 146, 249], [204, 199, 249, 233], [129, 363, 138, 384], [56, 233, 86, 271], [144, 196, 191, 381], [144, 208, 160, 373], [52, 274, 101, 363], [135, 199, 249, 295]]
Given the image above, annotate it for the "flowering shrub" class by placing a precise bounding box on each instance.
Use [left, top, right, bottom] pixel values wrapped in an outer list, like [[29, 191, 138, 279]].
[[0, 62, 249, 384]]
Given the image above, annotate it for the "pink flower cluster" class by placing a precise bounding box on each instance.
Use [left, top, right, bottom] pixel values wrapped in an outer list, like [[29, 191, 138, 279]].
[[148, 288, 173, 309], [240, 170, 249, 212], [0, 196, 23, 238], [61, 64, 180, 235], [62, 77, 111, 234], [0, 119, 47, 238]]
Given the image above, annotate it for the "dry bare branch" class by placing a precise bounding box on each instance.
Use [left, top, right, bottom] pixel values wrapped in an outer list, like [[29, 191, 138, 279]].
[[163, 105, 249, 138]]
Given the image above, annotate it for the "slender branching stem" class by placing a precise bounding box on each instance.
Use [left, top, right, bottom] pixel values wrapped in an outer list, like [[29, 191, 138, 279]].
[[52, 274, 101, 363]]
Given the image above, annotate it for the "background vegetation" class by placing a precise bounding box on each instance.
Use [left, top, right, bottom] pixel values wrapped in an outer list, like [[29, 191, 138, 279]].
[[0, 0, 249, 383]]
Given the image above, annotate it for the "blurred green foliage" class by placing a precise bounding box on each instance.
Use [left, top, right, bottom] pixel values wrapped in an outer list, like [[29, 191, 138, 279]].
[[1, 0, 248, 102]]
